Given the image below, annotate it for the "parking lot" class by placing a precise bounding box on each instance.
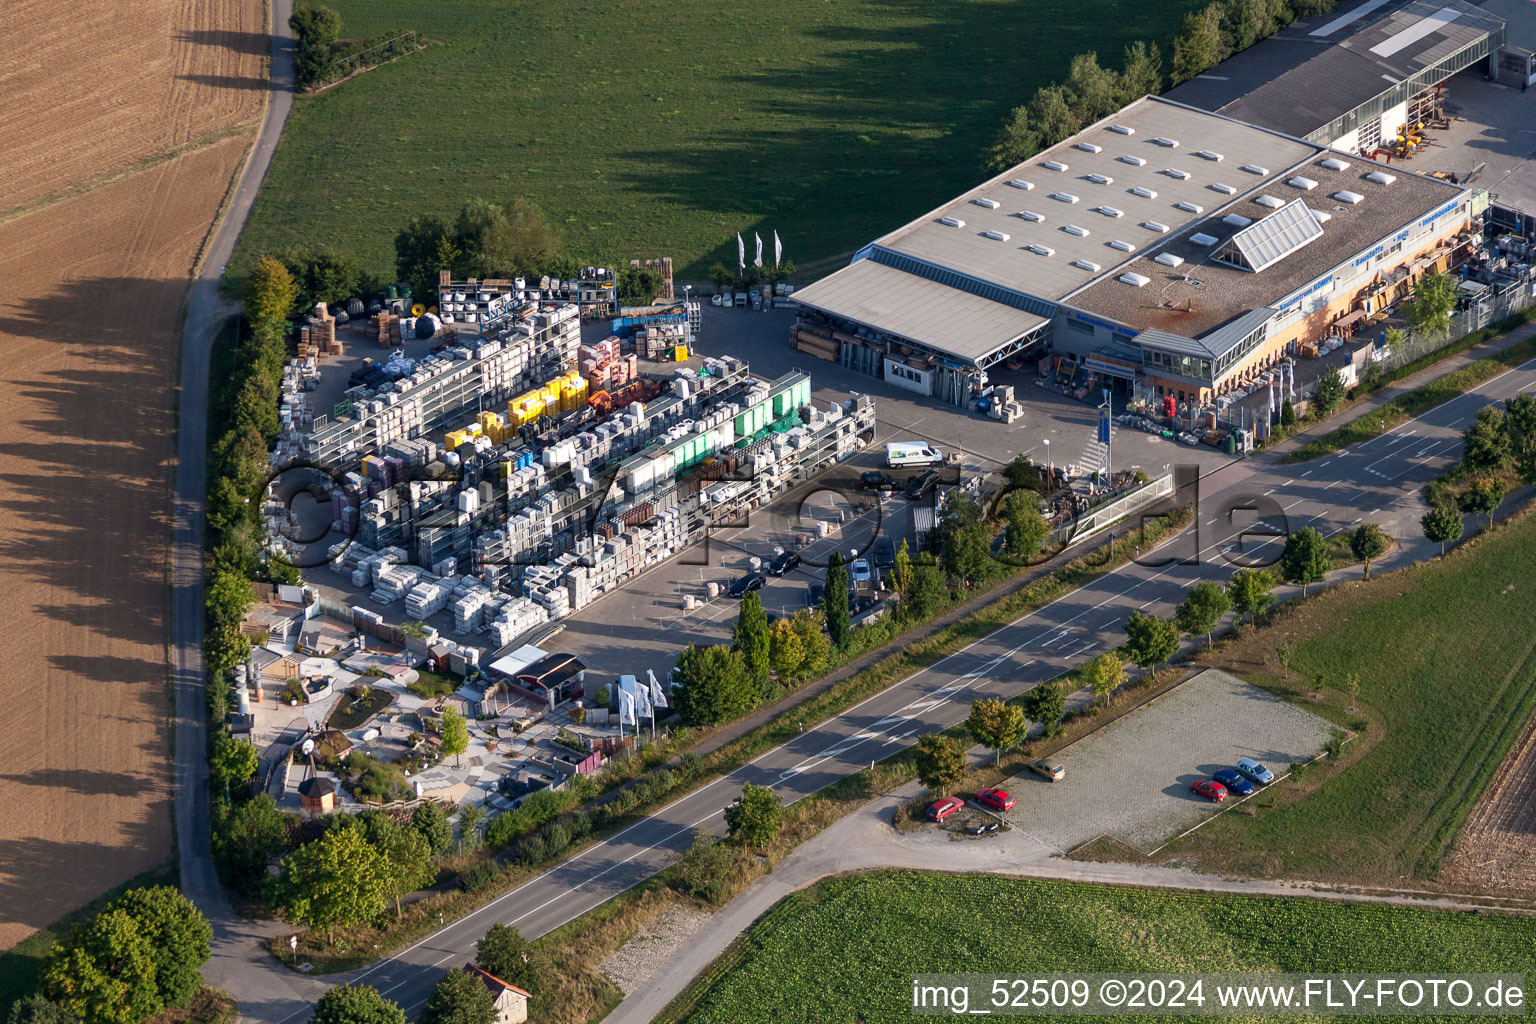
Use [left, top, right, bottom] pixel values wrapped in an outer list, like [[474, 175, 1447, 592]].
[[546, 304, 1238, 682], [993, 669, 1336, 855]]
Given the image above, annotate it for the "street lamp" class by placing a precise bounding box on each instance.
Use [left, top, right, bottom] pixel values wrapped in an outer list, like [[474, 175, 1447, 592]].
[[1042, 438, 1051, 472]]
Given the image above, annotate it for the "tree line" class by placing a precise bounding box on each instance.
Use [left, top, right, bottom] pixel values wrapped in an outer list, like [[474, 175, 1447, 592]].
[[671, 478, 1056, 729], [1421, 391, 1536, 547], [989, 0, 1341, 169]]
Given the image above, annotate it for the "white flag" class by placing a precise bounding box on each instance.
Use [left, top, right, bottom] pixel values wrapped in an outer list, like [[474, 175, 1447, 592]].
[[620, 689, 636, 727], [634, 680, 652, 719], [774, 230, 782, 266], [648, 669, 668, 709], [753, 232, 763, 268], [737, 233, 745, 272]]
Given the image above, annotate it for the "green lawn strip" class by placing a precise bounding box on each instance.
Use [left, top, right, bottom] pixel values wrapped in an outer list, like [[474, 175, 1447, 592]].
[[653, 870, 1536, 1024], [274, 508, 1191, 972], [324, 685, 394, 730], [1283, 311, 1536, 464], [406, 668, 459, 699], [0, 861, 178, 1013], [232, 0, 1203, 282], [1167, 504, 1536, 883]]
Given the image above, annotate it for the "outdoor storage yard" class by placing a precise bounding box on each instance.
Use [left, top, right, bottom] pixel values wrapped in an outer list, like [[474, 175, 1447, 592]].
[[0, 0, 264, 952], [999, 669, 1335, 855]]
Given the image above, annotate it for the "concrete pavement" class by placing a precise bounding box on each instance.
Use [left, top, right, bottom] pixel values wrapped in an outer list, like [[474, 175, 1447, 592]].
[[254, 327, 1536, 1024]]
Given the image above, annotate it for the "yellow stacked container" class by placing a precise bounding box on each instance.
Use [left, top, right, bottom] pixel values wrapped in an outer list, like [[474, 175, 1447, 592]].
[[477, 410, 506, 444], [444, 428, 470, 451]]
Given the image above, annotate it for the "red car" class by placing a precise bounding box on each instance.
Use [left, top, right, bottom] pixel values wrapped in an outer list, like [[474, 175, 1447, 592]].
[[974, 787, 1015, 812], [926, 796, 964, 821], [1190, 779, 1229, 802]]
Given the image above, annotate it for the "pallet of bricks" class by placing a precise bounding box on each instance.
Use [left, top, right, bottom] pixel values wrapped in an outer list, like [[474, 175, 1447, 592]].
[[372, 312, 403, 349], [639, 323, 687, 361], [790, 323, 838, 362]]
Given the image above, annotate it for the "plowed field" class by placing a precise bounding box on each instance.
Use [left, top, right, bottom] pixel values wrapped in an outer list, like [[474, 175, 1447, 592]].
[[0, 0, 264, 952], [0, 0, 265, 211]]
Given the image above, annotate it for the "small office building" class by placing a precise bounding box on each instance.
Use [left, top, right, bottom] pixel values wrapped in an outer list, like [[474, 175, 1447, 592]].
[[791, 95, 1483, 406]]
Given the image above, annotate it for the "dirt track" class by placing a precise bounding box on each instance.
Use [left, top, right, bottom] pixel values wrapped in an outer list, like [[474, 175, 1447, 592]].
[[0, 0, 263, 952], [0, 0, 265, 211]]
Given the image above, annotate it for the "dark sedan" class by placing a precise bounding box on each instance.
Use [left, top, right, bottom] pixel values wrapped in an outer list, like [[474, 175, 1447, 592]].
[[728, 572, 767, 598]]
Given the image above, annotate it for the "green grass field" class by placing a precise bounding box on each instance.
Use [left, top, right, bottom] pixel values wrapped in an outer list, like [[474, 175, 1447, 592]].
[[234, 0, 1203, 283], [659, 870, 1536, 1023], [1172, 508, 1536, 883]]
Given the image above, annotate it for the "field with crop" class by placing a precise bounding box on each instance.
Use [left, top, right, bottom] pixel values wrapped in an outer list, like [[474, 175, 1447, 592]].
[[0, 0, 265, 214], [661, 870, 1536, 1023], [1164, 508, 1536, 885], [233, 0, 1204, 282], [0, 0, 265, 958]]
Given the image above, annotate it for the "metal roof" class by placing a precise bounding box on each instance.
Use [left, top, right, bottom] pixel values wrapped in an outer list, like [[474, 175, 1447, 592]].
[[869, 97, 1320, 306], [1213, 199, 1324, 271], [790, 257, 1048, 365], [1165, 0, 1504, 141]]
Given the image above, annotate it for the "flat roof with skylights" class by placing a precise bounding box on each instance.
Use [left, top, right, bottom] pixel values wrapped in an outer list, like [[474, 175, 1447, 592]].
[[870, 97, 1320, 309], [1067, 150, 1468, 338]]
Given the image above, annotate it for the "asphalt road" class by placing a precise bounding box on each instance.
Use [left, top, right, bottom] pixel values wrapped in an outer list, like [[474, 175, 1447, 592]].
[[247, 332, 1536, 1024], [167, 0, 304, 1010], [154, 22, 1536, 1016]]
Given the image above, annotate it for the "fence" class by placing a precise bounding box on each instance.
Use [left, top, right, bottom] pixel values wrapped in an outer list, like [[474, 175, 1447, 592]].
[[310, 595, 407, 647], [1046, 473, 1175, 549], [1368, 271, 1536, 375], [328, 31, 421, 81]]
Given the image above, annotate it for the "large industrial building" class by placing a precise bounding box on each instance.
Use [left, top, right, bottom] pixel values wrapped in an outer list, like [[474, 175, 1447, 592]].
[[791, 95, 1484, 407], [1165, 0, 1512, 153]]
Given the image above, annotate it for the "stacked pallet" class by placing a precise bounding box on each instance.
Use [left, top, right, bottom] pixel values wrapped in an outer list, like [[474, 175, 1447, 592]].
[[373, 312, 403, 348], [791, 324, 838, 362]]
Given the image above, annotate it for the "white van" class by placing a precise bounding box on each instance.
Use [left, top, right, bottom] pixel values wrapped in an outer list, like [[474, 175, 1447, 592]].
[[885, 441, 944, 468]]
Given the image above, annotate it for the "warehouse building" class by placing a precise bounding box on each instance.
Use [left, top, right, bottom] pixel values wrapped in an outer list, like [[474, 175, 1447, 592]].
[[1165, 0, 1508, 153], [791, 95, 1483, 406]]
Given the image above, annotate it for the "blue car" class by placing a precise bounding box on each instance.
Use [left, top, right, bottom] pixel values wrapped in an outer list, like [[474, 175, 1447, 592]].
[[1236, 757, 1276, 785], [1213, 768, 1255, 796]]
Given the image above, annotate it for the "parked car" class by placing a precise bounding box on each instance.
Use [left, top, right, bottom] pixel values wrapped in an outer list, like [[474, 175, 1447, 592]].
[[1028, 758, 1065, 782], [728, 571, 767, 598], [806, 581, 825, 607], [1190, 779, 1229, 802], [904, 469, 941, 500], [849, 558, 873, 585], [1212, 768, 1256, 796], [767, 551, 802, 577], [860, 470, 899, 492], [873, 537, 897, 570], [926, 796, 964, 821], [1235, 757, 1275, 785], [974, 787, 1015, 811]]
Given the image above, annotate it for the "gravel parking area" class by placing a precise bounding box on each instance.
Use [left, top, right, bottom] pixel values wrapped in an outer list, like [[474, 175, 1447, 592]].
[[999, 669, 1335, 854]]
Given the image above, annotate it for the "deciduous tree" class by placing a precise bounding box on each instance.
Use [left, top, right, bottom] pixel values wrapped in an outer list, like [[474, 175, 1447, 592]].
[[1122, 610, 1180, 669], [1462, 406, 1512, 472], [1175, 579, 1231, 643], [1228, 568, 1278, 625], [209, 734, 258, 798], [1421, 502, 1463, 554], [1459, 477, 1509, 530], [1348, 523, 1388, 579], [411, 800, 453, 857], [268, 823, 390, 942], [439, 705, 469, 767], [1404, 271, 1459, 336], [1172, 4, 1224, 83], [1280, 525, 1331, 595], [1002, 492, 1049, 559], [913, 735, 968, 794], [1086, 652, 1126, 707], [245, 256, 299, 321], [724, 783, 783, 849], [419, 968, 496, 1024], [42, 909, 161, 1024], [967, 698, 1027, 764], [1021, 681, 1067, 737], [310, 986, 406, 1024], [476, 924, 539, 993], [1314, 365, 1346, 415], [672, 644, 756, 726]]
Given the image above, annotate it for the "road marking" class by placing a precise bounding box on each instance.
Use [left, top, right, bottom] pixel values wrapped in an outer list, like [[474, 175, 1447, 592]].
[[1301, 470, 1312, 477]]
